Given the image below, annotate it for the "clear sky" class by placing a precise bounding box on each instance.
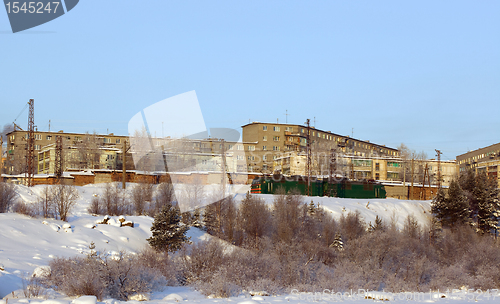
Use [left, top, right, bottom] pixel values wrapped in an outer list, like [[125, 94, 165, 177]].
[[1, 0, 499, 161]]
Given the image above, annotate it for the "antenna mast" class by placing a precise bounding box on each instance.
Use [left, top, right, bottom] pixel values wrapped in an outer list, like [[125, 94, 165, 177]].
[[305, 119, 311, 196], [435, 149, 442, 189], [55, 135, 63, 181], [26, 99, 35, 187]]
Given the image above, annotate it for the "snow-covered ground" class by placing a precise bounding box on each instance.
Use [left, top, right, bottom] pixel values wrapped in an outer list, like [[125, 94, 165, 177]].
[[0, 183, 496, 303]]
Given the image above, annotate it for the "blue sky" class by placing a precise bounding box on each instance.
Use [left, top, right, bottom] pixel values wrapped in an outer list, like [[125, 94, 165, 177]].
[[1, 0, 499, 161]]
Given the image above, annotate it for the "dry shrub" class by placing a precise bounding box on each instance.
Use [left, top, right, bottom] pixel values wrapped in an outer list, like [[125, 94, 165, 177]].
[[13, 201, 37, 217]]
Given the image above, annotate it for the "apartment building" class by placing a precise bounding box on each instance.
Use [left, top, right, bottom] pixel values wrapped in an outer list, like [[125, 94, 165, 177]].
[[242, 122, 400, 174], [457, 143, 500, 187], [4, 129, 128, 175], [4, 128, 249, 177]]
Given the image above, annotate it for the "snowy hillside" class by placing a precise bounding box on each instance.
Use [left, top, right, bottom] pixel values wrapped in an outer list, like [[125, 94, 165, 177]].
[[2, 183, 494, 304]]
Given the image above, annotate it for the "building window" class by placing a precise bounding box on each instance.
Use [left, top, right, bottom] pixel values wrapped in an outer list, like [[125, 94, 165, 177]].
[[273, 126, 280, 132], [353, 160, 372, 167], [273, 136, 280, 141], [263, 126, 267, 131], [263, 136, 267, 141], [46, 135, 52, 140], [237, 155, 244, 160], [248, 156, 255, 161], [285, 127, 293, 132], [248, 145, 255, 151], [375, 163, 380, 171], [273, 146, 280, 151], [375, 173, 380, 180], [34, 145, 40, 150], [263, 155, 267, 161], [237, 145, 243, 150], [116, 139, 121, 144], [262, 146, 267, 150]]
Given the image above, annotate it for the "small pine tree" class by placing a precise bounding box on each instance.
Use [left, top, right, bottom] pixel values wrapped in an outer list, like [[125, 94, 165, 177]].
[[192, 208, 202, 228], [330, 232, 344, 250], [369, 215, 385, 232], [88, 241, 97, 258], [147, 202, 190, 252], [181, 211, 194, 226], [307, 200, 316, 216]]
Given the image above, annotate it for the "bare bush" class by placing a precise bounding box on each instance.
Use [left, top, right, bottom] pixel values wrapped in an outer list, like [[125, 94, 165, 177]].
[[0, 182, 17, 212], [239, 193, 271, 246], [22, 274, 46, 298], [272, 194, 303, 244], [13, 201, 37, 217], [89, 184, 131, 216], [52, 184, 79, 221], [149, 182, 175, 215], [131, 181, 154, 215], [38, 186, 55, 218], [339, 210, 366, 242], [46, 251, 166, 300]]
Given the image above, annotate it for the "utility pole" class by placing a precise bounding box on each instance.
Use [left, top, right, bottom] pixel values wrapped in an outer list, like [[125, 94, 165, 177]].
[[26, 99, 35, 187], [422, 163, 428, 200], [410, 158, 414, 200], [435, 149, 442, 189], [329, 148, 336, 197], [305, 119, 311, 196], [55, 136, 63, 182], [221, 139, 227, 199], [122, 140, 132, 189], [402, 161, 407, 199], [122, 140, 127, 189]]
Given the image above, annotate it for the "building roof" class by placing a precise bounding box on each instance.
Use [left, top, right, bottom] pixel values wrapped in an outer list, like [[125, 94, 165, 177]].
[[241, 121, 398, 151]]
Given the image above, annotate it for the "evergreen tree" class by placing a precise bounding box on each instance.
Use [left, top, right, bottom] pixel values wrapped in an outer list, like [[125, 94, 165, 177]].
[[147, 202, 190, 252], [330, 232, 344, 250], [307, 200, 316, 216], [428, 216, 442, 245], [192, 208, 202, 228], [220, 197, 237, 243], [431, 180, 470, 229], [203, 202, 220, 236], [459, 169, 480, 220], [181, 210, 194, 226], [369, 215, 385, 232]]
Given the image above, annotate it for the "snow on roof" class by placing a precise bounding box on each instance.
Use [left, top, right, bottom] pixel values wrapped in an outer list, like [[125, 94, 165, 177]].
[[69, 170, 95, 176]]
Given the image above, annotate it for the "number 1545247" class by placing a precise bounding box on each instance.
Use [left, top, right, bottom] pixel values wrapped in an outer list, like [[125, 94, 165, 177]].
[[5, 2, 60, 14]]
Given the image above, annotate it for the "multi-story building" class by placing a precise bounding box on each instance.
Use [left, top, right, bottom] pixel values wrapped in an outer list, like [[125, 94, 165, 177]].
[[6, 128, 248, 177], [272, 151, 403, 181], [242, 122, 400, 174], [4, 129, 128, 175], [457, 143, 500, 187]]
